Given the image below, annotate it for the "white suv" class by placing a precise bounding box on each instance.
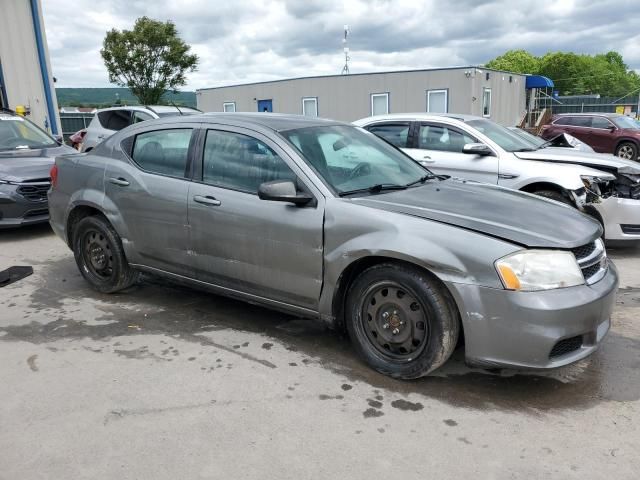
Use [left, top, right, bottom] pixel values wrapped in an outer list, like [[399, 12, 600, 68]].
[[355, 114, 640, 243], [81, 105, 200, 152]]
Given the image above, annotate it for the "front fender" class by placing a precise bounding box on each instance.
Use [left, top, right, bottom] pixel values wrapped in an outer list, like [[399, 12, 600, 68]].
[[318, 200, 519, 320]]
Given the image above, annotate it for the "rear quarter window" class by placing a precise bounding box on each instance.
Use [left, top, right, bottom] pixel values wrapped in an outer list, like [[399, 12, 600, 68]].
[[131, 129, 193, 178]]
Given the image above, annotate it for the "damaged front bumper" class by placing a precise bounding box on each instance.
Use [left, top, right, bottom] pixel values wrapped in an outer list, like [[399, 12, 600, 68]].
[[594, 196, 640, 241]]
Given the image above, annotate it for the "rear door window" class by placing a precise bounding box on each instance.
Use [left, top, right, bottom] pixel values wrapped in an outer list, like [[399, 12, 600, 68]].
[[591, 116, 613, 129], [131, 129, 193, 178], [366, 123, 410, 148], [417, 124, 476, 152]]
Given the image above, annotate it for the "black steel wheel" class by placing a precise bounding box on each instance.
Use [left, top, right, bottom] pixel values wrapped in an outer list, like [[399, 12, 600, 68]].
[[361, 282, 429, 359], [82, 229, 114, 280], [346, 262, 459, 379], [72, 215, 138, 293]]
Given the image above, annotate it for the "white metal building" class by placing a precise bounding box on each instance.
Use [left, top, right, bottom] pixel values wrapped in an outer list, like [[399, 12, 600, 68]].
[[0, 0, 60, 134], [197, 67, 528, 126]]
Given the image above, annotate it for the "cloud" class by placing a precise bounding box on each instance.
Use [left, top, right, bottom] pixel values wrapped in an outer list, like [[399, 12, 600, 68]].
[[41, 0, 640, 90]]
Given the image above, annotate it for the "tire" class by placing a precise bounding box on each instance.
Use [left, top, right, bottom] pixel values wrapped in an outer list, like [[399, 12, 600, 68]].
[[532, 189, 572, 206], [615, 142, 638, 161], [72, 215, 138, 293], [345, 263, 459, 379]]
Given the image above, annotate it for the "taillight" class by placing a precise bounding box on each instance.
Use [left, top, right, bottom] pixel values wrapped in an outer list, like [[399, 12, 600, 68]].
[[50, 164, 58, 188]]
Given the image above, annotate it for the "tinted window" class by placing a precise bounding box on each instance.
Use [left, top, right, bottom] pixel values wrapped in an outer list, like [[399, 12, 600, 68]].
[[557, 116, 590, 127], [98, 110, 132, 131], [367, 123, 410, 148], [203, 130, 295, 193], [591, 116, 613, 129], [553, 117, 572, 126], [131, 129, 192, 177], [418, 125, 476, 152]]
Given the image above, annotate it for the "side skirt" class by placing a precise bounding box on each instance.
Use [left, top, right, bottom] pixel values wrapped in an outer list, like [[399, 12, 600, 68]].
[[130, 263, 321, 320]]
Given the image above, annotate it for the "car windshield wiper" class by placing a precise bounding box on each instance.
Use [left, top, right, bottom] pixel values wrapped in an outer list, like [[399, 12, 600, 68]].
[[338, 183, 408, 197], [405, 173, 449, 186], [512, 147, 538, 152]]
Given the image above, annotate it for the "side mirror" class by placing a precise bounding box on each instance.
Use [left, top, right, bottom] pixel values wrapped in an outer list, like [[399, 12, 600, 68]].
[[462, 143, 493, 156], [608, 125, 616, 132], [53, 134, 64, 144], [258, 180, 314, 206]]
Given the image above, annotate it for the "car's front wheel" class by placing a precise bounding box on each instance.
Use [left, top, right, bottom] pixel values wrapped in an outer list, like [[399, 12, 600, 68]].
[[346, 263, 459, 379], [72, 215, 138, 293], [615, 142, 638, 161]]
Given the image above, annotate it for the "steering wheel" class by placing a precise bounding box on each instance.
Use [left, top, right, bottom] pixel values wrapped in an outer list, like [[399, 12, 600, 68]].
[[348, 162, 372, 180]]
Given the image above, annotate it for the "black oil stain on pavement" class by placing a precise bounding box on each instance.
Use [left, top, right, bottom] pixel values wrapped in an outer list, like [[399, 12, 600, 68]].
[[443, 419, 458, 427], [391, 399, 424, 411], [363, 408, 385, 418]]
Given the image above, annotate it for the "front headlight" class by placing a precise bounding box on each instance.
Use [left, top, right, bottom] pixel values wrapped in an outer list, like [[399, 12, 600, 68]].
[[495, 250, 584, 291]]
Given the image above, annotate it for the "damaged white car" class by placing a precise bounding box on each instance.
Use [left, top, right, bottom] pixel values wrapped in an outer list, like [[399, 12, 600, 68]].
[[355, 114, 640, 243]]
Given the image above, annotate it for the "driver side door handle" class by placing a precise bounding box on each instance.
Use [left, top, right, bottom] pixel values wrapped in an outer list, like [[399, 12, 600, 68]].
[[193, 195, 222, 207], [108, 177, 130, 187]]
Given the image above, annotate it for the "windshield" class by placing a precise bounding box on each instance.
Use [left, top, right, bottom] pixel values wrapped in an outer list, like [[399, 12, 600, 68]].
[[613, 116, 640, 130], [281, 125, 430, 195], [467, 119, 538, 152], [0, 114, 57, 151], [507, 127, 546, 147]]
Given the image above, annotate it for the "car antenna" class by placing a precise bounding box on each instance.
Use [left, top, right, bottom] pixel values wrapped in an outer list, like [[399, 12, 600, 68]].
[[170, 100, 184, 116]]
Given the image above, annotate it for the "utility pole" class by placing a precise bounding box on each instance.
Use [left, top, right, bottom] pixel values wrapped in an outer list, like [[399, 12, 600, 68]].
[[341, 25, 350, 75]]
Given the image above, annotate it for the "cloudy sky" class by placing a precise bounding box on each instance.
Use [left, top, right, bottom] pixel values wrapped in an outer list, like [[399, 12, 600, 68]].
[[42, 0, 640, 90]]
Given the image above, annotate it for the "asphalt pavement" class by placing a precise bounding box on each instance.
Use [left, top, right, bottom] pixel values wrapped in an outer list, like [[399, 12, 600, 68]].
[[1, 224, 639, 479]]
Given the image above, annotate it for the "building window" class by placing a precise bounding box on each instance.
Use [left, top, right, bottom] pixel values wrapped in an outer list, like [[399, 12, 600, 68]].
[[426, 89, 448, 113], [223, 102, 236, 112], [302, 97, 318, 117], [483, 88, 491, 117], [371, 93, 389, 116]]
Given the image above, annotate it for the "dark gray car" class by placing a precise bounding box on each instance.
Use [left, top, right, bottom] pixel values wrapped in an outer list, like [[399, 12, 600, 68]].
[[48, 113, 618, 378], [0, 110, 76, 228]]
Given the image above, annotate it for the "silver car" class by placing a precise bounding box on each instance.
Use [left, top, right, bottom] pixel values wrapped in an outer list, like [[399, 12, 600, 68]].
[[81, 105, 200, 152], [48, 113, 617, 378], [355, 114, 640, 243]]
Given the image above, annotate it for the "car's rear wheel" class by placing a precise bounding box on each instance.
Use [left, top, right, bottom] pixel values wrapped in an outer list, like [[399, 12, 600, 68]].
[[615, 142, 638, 161], [345, 263, 459, 379], [72, 215, 138, 293]]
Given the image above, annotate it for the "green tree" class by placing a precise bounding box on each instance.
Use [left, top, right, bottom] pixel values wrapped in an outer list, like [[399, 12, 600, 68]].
[[485, 49, 640, 97], [485, 49, 540, 75], [101, 17, 198, 105]]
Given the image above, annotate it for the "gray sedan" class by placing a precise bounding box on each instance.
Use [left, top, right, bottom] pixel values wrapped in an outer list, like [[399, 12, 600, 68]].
[[0, 110, 76, 228], [48, 113, 617, 378]]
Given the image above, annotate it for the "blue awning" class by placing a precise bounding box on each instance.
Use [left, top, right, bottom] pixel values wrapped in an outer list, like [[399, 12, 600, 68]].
[[526, 75, 554, 89]]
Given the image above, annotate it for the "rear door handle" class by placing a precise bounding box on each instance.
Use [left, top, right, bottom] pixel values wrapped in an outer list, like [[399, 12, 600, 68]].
[[194, 195, 221, 207], [108, 177, 130, 187]]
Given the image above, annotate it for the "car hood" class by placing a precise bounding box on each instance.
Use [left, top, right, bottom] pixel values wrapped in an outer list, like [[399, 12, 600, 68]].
[[352, 179, 600, 249], [514, 148, 640, 175], [0, 145, 75, 182]]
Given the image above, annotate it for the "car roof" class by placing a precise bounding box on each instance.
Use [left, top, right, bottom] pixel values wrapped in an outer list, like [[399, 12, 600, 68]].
[[95, 105, 199, 114], [555, 112, 623, 118], [353, 113, 482, 125], [200, 112, 345, 132]]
